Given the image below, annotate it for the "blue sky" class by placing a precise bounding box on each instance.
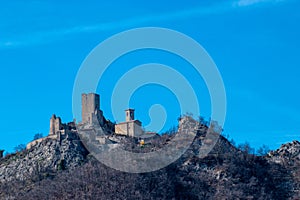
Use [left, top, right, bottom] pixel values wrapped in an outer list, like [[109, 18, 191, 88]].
[[0, 0, 300, 153]]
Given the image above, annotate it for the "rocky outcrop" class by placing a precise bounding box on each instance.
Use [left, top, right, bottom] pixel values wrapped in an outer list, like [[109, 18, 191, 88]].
[[267, 140, 300, 165], [267, 140, 300, 198], [0, 131, 88, 183]]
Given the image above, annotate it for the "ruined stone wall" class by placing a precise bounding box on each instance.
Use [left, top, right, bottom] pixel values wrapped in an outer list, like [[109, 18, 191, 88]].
[[26, 134, 59, 150]]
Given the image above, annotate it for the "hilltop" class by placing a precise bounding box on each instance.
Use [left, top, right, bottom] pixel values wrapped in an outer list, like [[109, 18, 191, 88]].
[[0, 92, 299, 199], [0, 115, 299, 199]]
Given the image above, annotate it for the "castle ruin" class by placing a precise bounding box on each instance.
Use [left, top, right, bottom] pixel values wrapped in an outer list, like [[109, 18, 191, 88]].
[[26, 92, 146, 149]]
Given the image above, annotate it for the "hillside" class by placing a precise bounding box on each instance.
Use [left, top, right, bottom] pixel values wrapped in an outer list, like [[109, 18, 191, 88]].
[[0, 117, 299, 199]]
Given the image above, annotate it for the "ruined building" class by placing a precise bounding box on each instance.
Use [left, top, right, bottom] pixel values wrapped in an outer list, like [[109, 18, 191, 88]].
[[49, 114, 77, 136], [49, 114, 63, 135], [26, 114, 77, 149]]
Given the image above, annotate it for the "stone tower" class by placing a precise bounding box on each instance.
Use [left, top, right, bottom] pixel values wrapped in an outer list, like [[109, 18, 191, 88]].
[[49, 114, 62, 135], [81, 93, 103, 125], [125, 109, 135, 121]]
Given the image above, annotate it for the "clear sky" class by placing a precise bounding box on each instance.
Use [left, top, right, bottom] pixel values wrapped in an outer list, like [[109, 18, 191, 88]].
[[0, 0, 300, 153]]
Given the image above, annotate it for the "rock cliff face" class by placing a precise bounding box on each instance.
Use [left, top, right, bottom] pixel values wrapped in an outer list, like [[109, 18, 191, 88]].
[[0, 131, 88, 183], [267, 140, 300, 197]]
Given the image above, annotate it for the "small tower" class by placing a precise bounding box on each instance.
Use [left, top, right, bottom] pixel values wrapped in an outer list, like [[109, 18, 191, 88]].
[[49, 114, 62, 135], [125, 109, 135, 122]]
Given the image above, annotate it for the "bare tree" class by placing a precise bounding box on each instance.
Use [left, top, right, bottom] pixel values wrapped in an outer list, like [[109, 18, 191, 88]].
[[14, 144, 26, 152], [257, 144, 270, 156]]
